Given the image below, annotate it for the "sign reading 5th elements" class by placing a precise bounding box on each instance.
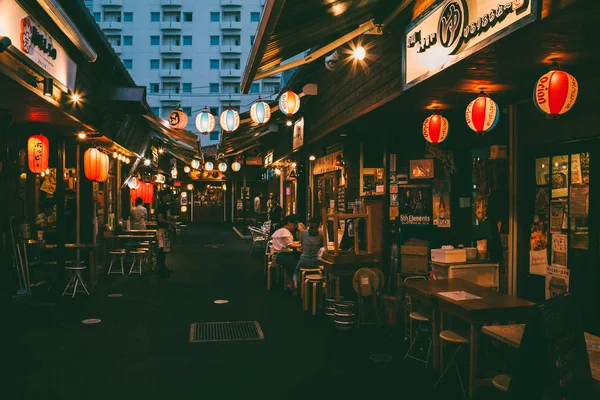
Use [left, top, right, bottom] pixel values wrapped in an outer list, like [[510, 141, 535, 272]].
[[403, 0, 538, 90]]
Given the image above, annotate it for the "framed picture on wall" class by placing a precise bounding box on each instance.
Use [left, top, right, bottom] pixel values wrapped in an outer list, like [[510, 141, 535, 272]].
[[409, 159, 434, 179]]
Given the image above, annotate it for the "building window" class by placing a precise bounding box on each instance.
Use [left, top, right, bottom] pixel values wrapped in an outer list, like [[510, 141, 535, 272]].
[[150, 36, 159, 46], [250, 35, 255, 46], [209, 83, 219, 93], [123, 59, 133, 70], [183, 36, 192, 46], [250, 12, 260, 22], [182, 83, 192, 93], [250, 83, 260, 94], [210, 12, 220, 22], [210, 36, 220, 46], [210, 132, 219, 141], [183, 59, 192, 69], [210, 107, 219, 116], [183, 12, 193, 22], [150, 59, 160, 70], [151, 107, 160, 115], [151, 12, 160, 22], [123, 36, 133, 46], [149, 83, 159, 93], [93, 12, 101, 22], [123, 12, 133, 22], [182, 107, 192, 117], [210, 59, 219, 70]]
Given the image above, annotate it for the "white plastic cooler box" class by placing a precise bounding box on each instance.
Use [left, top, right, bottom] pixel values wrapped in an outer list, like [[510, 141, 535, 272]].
[[430, 261, 500, 290]]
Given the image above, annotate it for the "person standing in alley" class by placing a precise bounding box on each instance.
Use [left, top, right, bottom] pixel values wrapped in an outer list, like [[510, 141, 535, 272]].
[[156, 190, 176, 276], [130, 197, 147, 230]]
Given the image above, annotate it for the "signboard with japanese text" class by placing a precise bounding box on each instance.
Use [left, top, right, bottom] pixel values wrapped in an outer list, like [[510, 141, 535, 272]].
[[403, 0, 538, 89], [0, 0, 77, 91]]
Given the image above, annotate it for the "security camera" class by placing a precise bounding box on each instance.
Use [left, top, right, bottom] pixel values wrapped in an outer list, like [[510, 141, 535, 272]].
[[0, 36, 12, 53]]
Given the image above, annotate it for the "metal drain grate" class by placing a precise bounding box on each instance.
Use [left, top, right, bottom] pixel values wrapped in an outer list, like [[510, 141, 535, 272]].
[[189, 321, 264, 343]]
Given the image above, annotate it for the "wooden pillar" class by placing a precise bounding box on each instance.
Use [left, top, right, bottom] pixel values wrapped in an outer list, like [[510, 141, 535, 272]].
[[55, 135, 66, 275], [508, 104, 518, 296]]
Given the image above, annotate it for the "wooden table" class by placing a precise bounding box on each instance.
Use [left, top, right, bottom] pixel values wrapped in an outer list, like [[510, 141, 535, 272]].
[[482, 324, 600, 385], [402, 278, 536, 399]]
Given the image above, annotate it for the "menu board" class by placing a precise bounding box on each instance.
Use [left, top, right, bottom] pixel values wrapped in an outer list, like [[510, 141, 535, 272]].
[[508, 295, 593, 399], [337, 185, 346, 213]]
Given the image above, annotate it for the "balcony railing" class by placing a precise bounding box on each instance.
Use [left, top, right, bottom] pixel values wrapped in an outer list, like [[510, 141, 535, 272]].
[[161, 0, 182, 6], [160, 45, 182, 54], [101, 0, 122, 6], [160, 21, 182, 30], [220, 68, 242, 78], [220, 0, 242, 6], [220, 45, 242, 54], [160, 69, 182, 78], [99, 21, 122, 30], [220, 21, 242, 30], [220, 94, 242, 102]]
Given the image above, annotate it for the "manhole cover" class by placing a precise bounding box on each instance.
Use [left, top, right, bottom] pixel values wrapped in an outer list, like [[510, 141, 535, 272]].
[[189, 321, 264, 343], [205, 244, 225, 248], [214, 300, 229, 304], [108, 294, 123, 298], [369, 354, 392, 363], [81, 318, 101, 325]]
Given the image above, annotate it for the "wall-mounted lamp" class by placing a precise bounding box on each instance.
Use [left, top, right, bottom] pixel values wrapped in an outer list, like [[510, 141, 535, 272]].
[[38, 77, 54, 97], [0, 36, 12, 53]]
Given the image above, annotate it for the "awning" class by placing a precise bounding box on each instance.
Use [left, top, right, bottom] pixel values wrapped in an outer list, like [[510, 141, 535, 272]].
[[241, 0, 401, 93], [143, 114, 202, 163]]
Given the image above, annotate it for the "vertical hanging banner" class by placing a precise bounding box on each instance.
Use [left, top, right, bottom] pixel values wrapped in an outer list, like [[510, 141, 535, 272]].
[[432, 189, 451, 228], [403, 0, 538, 90]]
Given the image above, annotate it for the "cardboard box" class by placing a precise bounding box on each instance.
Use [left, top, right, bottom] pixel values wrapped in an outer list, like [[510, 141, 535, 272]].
[[490, 145, 507, 159], [401, 240, 429, 274]]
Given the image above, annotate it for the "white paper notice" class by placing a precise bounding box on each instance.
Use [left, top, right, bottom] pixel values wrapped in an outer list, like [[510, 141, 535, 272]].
[[529, 249, 549, 276], [438, 291, 482, 301]]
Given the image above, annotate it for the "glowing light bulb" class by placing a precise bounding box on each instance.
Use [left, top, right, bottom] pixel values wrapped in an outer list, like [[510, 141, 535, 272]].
[[309, 155, 316, 161], [286, 120, 293, 127], [144, 159, 151, 166], [291, 162, 297, 168], [353, 46, 366, 61], [77, 132, 86, 139], [274, 168, 281, 175], [72, 93, 81, 103]]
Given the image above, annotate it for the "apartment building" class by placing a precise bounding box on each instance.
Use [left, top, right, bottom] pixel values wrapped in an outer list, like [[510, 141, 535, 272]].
[[85, 0, 282, 144]]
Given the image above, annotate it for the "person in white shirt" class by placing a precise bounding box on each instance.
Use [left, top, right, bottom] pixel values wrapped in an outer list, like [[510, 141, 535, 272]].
[[254, 192, 263, 213], [130, 197, 147, 230], [271, 215, 299, 290]]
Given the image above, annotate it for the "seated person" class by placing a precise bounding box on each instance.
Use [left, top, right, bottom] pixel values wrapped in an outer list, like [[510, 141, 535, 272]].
[[271, 215, 299, 290], [293, 217, 323, 293]]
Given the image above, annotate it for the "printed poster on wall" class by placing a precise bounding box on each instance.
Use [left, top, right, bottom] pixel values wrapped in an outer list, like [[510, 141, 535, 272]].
[[432, 189, 451, 228], [530, 249, 548, 276], [552, 233, 568, 268], [545, 265, 570, 299], [550, 200, 567, 233], [398, 185, 432, 225]]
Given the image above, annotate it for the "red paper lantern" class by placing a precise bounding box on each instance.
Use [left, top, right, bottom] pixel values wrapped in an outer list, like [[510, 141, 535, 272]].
[[138, 182, 154, 204], [534, 68, 578, 117], [465, 92, 500, 135], [84, 148, 109, 182], [27, 134, 49, 173], [422, 114, 449, 144]]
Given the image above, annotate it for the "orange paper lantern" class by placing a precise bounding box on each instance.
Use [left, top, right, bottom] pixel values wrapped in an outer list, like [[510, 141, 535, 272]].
[[84, 148, 109, 182], [27, 134, 49, 173]]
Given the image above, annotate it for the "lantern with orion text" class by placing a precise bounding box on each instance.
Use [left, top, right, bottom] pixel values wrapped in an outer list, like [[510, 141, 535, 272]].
[[84, 148, 109, 182], [465, 92, 500, 135], [250, 101, 271, 124], [27, 134, 49, 173], [195, 109, 216, 134], [422, 114, 449, 144], [534, 67, 578, 118], [168, 107, 188, 130], [191, 159, 200, 170], [220, 108, 240, 133], [231, 161, 241, 172], [279, 90, 300, 116], [218, 162, 228, 172], [127, 176, 141, 190], [205, 161, 214, 171]]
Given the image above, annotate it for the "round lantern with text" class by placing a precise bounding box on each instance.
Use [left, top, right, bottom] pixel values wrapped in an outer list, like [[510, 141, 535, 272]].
[[250, 101, 271, 124], [279, 90, 300, 116], [218, 162, 228, 172], [84, 148, 109, 182], [422, 114, 449, 144], [205, 161, 214, 171], [534, 68, 578, 117], [27, 134, 49, 173], [196, 109, 216, 134], [191, 159, 200, 170], [231, 161, 241, 172], [220, 108, 240, 133], [168, 107, 188, 130], [127, 176, 141, 190], [465, 92, 500, 134]]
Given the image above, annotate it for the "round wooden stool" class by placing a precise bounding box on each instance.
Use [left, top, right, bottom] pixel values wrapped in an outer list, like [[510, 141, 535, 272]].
[[404, 312, 432, 367], [62, 264, 89, 298], [303, 274, 324, 315], [108, 249, 126, 275], [299, 267, 322, 300], [434, 330, 469, 398], [492, 374, 511, 392], [129, 250, 146, 275]]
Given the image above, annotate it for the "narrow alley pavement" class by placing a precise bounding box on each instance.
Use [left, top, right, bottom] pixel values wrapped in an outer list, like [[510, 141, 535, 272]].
[[2, 225, 499, 400]]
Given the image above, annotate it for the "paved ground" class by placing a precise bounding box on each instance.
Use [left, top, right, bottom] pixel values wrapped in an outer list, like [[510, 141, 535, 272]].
[[1, 225, 502, 400]]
